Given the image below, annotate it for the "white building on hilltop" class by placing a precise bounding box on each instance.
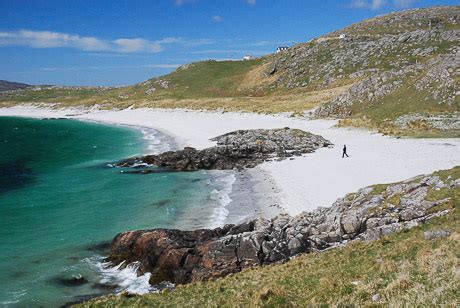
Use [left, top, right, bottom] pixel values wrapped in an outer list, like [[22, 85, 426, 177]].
[[276, 46, 289, 53], [242, 54, 253, 60]]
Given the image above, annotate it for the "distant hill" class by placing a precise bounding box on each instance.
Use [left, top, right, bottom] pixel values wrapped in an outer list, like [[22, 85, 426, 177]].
[[0, 80, 30, 92], [1, 6, 458, 137]]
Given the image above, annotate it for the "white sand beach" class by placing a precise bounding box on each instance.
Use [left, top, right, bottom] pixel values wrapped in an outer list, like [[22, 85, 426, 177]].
[[1, 106, 459, 216]]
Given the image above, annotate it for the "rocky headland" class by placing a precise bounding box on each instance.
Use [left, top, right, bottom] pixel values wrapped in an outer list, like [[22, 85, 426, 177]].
[[115, 128, 332, 171], [107, 169, 458, 285]]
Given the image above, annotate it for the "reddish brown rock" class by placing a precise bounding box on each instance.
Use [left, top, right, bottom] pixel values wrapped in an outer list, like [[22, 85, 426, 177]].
[[107, 172, 456, 286]]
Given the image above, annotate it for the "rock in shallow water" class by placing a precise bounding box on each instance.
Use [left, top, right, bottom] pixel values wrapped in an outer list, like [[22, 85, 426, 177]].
[[115, 128, 333, 171], [51, 275, 89, 287]]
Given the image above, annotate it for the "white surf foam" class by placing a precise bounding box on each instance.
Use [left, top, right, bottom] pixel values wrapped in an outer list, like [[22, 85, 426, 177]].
[[206, 171, 236, 228], [86, 256, 162, 295], [76, 118, 174, 155], [0, 290, 27, 305], [139, 128, 172, 155]]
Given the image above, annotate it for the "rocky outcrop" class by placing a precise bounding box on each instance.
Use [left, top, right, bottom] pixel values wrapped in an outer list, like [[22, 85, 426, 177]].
[[393, 112, 460, 130], [272, 8, 458, 87], [261, 6, 460, 121], [423, 229, 451, 240], [115, 128, 332, 171], [314, 45, 459, 118], [108, 171, 458, 285]]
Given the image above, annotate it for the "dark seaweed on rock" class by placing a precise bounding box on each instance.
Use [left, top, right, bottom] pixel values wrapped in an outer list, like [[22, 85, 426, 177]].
[[85, 241, 112, 253], [150, 199, 171, 208], [50, 275, 89, 287]]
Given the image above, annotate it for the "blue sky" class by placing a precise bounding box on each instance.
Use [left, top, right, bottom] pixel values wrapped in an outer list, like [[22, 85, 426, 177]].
[[0, 0, 457, 86]]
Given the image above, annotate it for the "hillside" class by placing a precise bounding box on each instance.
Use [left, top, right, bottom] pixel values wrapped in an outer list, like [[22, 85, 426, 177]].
[[1, 6, 459, 137], [79, 167, 459, 307], [0, 80, 30, 92]]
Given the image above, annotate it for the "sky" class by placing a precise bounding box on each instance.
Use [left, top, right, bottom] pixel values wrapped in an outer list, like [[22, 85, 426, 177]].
[[0, 0, 457, 86]]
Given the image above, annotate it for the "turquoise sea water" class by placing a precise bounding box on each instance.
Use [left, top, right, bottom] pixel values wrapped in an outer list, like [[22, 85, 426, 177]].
[[0, 117, 217, 307]]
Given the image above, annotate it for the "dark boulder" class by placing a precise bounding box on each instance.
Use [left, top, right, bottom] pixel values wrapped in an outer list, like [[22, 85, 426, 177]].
[[51, 275, 89, 287]]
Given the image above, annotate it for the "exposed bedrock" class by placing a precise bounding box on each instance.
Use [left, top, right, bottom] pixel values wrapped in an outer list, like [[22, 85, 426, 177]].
[[108, 172, 457, 285], [115, 128, 332, 171]]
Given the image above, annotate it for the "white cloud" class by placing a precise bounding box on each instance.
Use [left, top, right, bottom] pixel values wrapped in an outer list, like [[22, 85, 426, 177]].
[[229, 40, 295, 48], [174, 0, 196, 6], [371, 0, 387, 9], [175, 0, 256, 8], [151, 37, 213, 46], [0, 30, 110, 51], [156, 37, 182, 44], [113, 38, 162, 53], [393, 0, 418, 8], [349, 0, 419, 9], [183, 49, 243, 54], [212, 15, 224, 23], [349, 0, 387, 9], [182, 49, 271, 55], [0, 30, 214, 53], [182, 38, 215, 47], [40, 64, 181, 71]]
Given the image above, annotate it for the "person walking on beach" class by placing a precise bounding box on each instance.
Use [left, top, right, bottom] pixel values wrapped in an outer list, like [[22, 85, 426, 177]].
[[342, 145, 349, 158]]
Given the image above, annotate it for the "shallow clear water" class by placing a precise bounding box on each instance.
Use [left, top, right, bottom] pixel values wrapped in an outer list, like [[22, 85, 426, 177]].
[[0, 117, 218, 307]]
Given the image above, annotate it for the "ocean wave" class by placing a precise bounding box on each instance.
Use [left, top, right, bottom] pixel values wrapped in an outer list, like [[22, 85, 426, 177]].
[[207, 171, 236, 228], [139, 128, 172, 155], [0, 290, 27, 305], [86, 256, 167, 295], [79, 119, 174, 155]]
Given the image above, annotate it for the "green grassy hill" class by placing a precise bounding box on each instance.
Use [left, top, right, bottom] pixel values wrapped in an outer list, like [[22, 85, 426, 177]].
[[132, 59, 265, 99], [1, 6, 458, 137]]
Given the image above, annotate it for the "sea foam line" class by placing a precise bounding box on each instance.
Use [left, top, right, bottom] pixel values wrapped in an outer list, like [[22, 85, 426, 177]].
[[77, 118, 175, 155], [0, 290, 27, 305], [86, 256, 174, 295], [139, 127, 174, 155], [207, 171, 236, 229]]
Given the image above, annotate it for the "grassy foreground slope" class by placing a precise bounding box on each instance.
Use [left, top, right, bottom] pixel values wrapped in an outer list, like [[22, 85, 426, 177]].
[[1, 6, 458, 136], [80, 167, 459, 307]]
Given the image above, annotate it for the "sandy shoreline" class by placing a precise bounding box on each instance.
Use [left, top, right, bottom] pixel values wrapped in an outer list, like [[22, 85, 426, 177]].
[[227, 168, 283, 223], [1, 106, 459, 217]]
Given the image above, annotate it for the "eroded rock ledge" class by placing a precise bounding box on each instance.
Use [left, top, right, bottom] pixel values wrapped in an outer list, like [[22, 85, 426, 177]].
[[108, 172, 457, 285], [115, 128, 332, 171]]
